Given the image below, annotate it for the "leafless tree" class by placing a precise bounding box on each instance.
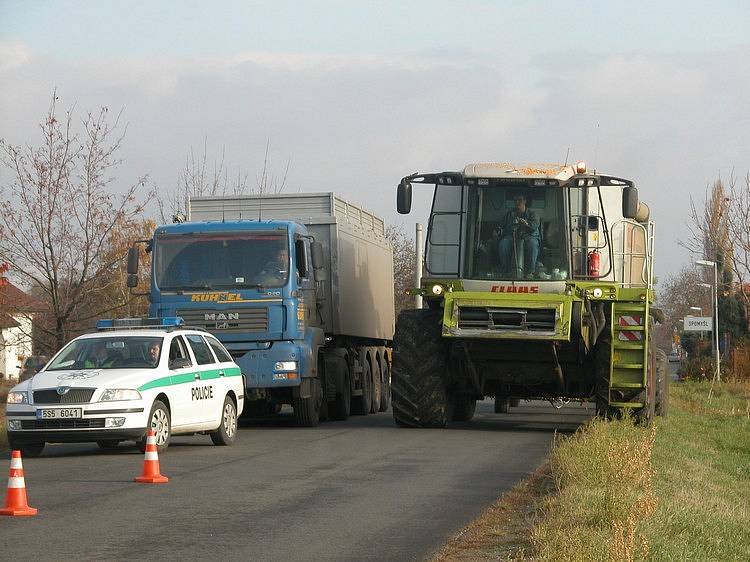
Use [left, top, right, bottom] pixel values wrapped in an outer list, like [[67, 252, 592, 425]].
[[724, 173, 750, 309], [0, 94, 153, 350], [158, 138, 290, 223], [385, 224, 417, 317]]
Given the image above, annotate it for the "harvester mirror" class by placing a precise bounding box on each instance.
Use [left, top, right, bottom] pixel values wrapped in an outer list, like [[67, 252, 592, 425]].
[[311, 241, 324, 269], [126, 247, 140, 274], [622, 185, 639, 219], [397, 180, 412, 214], [126, 274, 138, 288]]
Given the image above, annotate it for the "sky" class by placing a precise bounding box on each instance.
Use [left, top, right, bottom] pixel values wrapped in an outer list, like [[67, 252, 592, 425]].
[[1, 0, 749, 280]]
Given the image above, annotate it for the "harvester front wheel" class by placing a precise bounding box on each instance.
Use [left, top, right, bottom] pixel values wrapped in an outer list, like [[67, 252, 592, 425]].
[[392, 309, 451, 428]]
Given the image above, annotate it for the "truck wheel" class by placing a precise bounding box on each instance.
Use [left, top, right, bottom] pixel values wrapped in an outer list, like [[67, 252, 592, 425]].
[[391, 309, 451, 428], [509, 397, 521, 407], [494, 396, 510, 413], [328, 359, 351, 420], [451, 394, 476, 422], [293, 378, 321, 427], [379, 361, 391, 412], [370, 358, 381, 414], [211, 394, 238, 445], [655, 349, 669, 417], [351, 359, 372, 416]]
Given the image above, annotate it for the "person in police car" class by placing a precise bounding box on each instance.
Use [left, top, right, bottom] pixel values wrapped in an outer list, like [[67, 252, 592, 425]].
[[84, 340, 117, 369], [496, 193, 540, 276], [148, 341, 161, 367]]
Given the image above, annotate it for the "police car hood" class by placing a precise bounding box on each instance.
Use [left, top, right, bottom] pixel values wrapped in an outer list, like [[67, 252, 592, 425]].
[[28, 368, 155, 392]]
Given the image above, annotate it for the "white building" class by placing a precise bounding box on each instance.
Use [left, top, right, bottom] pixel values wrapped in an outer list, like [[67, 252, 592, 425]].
[[0, 280, 35, 381]]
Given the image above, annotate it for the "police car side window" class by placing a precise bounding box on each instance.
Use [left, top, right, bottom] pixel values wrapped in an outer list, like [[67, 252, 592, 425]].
[[169, 336, 192, 367], [205, 336, 232, 363], [186, 335, 215, 365]]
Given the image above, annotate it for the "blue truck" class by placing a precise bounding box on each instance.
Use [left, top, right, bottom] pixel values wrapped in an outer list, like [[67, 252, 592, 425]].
[[127, 193, 395, 426]]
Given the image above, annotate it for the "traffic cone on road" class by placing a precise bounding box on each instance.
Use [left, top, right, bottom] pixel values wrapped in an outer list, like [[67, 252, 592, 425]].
[[0, 450, 38, 516], [135, 430, 169, 484]]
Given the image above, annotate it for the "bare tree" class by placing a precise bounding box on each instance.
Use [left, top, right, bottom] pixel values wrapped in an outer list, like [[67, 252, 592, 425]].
[[158, 138, 290, 223], [724, 173, 750, 309], [0, 94, 153, 350], [385, 224, 417, 317]]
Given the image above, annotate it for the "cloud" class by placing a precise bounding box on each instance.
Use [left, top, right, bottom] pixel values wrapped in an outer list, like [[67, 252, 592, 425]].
[[1, 42, 749, 278], [0, 40, 33, 73]]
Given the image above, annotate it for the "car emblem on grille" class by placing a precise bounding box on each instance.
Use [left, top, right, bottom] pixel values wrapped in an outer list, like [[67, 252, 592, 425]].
[[56, 386, 71, 395], [204, 313, 239, 321]]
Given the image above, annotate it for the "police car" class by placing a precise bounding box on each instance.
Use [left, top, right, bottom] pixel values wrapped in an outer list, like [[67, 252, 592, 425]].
[[5, 317, 245, 457]]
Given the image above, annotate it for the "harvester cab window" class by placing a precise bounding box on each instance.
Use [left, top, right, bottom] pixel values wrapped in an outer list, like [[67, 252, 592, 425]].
[[425, 185, 462, 275], [465, 184, 569, 281]]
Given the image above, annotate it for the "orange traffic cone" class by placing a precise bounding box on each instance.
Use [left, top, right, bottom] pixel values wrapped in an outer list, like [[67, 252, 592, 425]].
[[135, 429, 169, 484], [0, 450, 38, 516]]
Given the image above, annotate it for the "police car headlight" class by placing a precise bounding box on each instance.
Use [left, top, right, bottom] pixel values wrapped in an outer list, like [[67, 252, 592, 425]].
[[7, 391, 28, 404], [99, 389, 142, 402], [274, 361, 298, 372]]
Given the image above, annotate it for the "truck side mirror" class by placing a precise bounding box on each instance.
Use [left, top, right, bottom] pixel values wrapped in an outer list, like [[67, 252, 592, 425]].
[[622, 185, 638, 219], [295, 239, 309, 278], [397, 181, 412, 214], [127, 247, 139, 274], [126, 274, 139, 288], [311, 241, 324, 270]]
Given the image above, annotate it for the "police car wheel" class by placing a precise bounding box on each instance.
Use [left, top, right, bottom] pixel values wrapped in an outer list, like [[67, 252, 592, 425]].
[[138, 400, 171, 453], [211, 395, 238, 446]]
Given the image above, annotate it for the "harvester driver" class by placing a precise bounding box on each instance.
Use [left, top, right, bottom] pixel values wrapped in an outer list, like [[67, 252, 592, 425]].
[[498, 193, 540, 277]]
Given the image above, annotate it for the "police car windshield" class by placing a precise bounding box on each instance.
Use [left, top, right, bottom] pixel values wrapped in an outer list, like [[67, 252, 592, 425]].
[[154, 230, 290, 291], [46, 337, 164, 371]]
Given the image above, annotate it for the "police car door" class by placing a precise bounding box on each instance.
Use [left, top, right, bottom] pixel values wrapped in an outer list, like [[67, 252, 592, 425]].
[[167, 335, 202, 429], [184, 334, 220, 426], [204, 335, 237, 426]]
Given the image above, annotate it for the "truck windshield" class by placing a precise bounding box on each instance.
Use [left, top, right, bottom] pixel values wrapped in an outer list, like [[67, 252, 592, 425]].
[[464, 184, 570, 281], [154, 230, 290, 290]]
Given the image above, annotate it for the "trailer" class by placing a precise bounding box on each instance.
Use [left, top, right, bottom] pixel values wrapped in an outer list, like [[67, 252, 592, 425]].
[[128, 193, 395, 426]]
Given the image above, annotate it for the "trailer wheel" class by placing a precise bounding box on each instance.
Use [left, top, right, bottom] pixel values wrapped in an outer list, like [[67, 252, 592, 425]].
[[328, 358, 351, 421], [655, 348, 669, 417], [391, 309, 451, 428], [351, 359, 372, 416], [509, 397, 521, 407], [379, 360, 390, 412], [293, 378, 321, 427], [494, 396, 510, 414], [451, 394, 476, 422], [370, 357, 381, 414]]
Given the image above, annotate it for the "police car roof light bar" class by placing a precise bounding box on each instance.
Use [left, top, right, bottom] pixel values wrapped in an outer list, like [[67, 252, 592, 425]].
[[95, 317, 185, 331]]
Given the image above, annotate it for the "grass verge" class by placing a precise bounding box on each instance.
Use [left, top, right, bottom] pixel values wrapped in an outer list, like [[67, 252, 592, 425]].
[[436, 381, 750, 561]]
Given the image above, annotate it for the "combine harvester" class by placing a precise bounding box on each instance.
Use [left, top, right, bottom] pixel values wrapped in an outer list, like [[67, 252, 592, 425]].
[[392, 161, 667, 427]]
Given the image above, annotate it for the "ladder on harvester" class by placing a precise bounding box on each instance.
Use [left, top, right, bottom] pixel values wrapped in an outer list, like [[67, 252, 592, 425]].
[[608, 300, 649, 408]]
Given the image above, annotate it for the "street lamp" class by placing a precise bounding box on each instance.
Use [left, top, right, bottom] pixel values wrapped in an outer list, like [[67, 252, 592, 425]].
[[695, 260, 720, 382]]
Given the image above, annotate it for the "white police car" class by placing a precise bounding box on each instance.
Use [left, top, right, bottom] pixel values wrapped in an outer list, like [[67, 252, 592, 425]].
[[5, 318, 245, 457]]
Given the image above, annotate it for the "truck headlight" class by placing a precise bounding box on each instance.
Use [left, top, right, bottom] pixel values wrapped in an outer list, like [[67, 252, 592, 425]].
[[99, 389, 142, 402], [274, 361, 298, 372], [6, 391, 28, 404]]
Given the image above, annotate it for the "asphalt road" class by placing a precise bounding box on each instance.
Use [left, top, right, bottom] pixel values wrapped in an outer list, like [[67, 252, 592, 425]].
[[1, 400, 592, 562]]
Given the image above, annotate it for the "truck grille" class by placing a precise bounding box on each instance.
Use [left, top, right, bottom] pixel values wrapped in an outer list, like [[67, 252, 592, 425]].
[[176, 308, 269, 333], [33, 388, 96, 404], [20, 418, 106, 430], [458, 307, 556, 333]]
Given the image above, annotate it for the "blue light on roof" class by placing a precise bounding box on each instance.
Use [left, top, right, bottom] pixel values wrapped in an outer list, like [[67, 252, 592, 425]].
[[95, 317, 184, 330], [161, 317, 184, 326], [96, 319, 114, 329]]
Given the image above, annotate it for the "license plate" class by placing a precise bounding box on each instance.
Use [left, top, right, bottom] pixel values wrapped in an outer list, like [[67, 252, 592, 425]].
[[36, 408, 83, 420]]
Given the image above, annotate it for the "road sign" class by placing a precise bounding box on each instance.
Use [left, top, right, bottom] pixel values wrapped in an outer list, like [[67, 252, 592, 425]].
[[683, 316, 713, 331]]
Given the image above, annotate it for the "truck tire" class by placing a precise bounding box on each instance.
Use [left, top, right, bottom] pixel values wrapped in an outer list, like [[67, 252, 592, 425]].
[[494, 396, 510, 414], [370, 357, 381, 414], [293, 378, 321, 427], [351, 359, 372, 416], [328, 359, 351, 421], [509, 397, 521, 407], [655, 349, 669, 417], [451, 394, 476, 422], [391, 309, 451, 428], [379, 360, 391, 412]]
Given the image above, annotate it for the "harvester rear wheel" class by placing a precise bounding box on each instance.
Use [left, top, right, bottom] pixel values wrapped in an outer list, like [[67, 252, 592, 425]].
[[391, 309, 451, 428], [655, 348, 669, 417], [594, 332, 616, 418], [451, 395, 476, 422]]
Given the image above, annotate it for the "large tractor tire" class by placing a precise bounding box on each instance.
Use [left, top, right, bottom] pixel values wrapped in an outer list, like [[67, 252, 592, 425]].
[[451, 394, 476, 422], [391, 309, 451, 428]]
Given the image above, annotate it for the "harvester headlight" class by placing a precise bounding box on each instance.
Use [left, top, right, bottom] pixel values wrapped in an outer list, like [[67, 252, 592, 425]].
[[431, 284, 444, 295], [592, 288, 603, 298], [576, 161, 587, 174]]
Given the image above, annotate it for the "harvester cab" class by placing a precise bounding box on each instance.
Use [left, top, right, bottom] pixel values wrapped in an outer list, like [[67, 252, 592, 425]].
[[392, 162, 664, 428]]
